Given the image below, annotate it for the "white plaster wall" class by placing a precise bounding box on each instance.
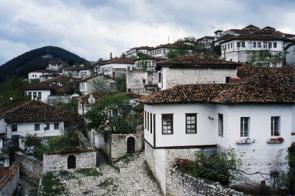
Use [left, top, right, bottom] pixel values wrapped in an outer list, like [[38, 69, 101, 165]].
[[161, 67, 237, 90], [99, 63, 134, 77], [7, 122, 64, 138], [28, 72, 43, 80], [286, 44, 295, 66], [25, 90, 51, 103], [79, 70, 91, 78], [126, 71, 147, 91], [0, 119, 6, 134], [144, 104, 217, 147]]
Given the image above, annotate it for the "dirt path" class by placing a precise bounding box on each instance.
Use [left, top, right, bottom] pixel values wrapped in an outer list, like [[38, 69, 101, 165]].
[[62, 153, 162, 196]]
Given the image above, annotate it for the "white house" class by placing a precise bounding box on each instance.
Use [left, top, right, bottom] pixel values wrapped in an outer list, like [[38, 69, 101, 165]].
[[125, 46, 152, 58], [217, 25, 295, 67], [0, 101, 66, 150], [139, 67, 295, 194], [96, 57, 135, 78], [28, 70, 58, 82], [156, 54, 239, 90], [78, 75, 116, 95]]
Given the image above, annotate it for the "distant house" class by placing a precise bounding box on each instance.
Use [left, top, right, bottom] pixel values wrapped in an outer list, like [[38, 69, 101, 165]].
[[95, 57, 135, 78], [28, 70, 58, 82], [125, 46, 152, 58], [214, 25, 295, 67], [0, 101, 66, 150], [126, 71, 158, 95], [77, 92, 108, 115], [78, 75, 116, 95], [148, 43, 193, 59], [139, 67, 295, 193], [196, 36, 215, 49], [156, 54, 239, 90], [62, 65, 92, 79]]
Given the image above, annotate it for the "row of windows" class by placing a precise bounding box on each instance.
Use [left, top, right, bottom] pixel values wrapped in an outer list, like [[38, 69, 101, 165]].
[[27, 91, 42, 100], [145, 112, 281, 137], [223, 41, 278, 50], [218, 114, 280, 137], [11, 123, 60, 132]]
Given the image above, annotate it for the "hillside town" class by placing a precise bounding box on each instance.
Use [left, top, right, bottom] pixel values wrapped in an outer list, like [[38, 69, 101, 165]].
[[1, 23, 295, 196]]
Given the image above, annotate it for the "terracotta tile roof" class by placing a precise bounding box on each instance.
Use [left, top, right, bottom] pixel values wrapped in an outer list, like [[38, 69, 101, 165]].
[[140, 67, 295, 105], [139, 84, 230, 104], [24, 81, 65, 94], [0, 101, 67, 123], [156, 54, 240, 70], [100, 57, 134, 66]]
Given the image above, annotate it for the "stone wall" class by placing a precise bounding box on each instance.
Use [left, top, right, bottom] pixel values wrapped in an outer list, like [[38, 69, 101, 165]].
[[15, 151, 42, 181], [126, 71, 158, 95], [43, 149, 96, 173], [167, 168, 244, 196], [144, 141, 216, 195], [0, 162, 19, 196], [108, 132, 143, 161]]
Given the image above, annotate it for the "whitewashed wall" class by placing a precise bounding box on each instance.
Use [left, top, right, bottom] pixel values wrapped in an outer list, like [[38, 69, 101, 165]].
[[98, 63, 134, 77], [160, 67, 237, 90], [25, 90, 51, 103], [28, 72, 43, 80]]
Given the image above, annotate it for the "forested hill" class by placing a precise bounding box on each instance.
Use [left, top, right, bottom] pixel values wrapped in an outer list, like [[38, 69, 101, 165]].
[[0, 46, 88, 82]]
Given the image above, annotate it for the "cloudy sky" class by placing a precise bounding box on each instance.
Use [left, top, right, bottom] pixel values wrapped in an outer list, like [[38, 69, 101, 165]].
[[0, 0, 295, 64]]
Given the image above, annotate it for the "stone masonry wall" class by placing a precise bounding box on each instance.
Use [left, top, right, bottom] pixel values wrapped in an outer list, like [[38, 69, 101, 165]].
[[15, 151, 42, 181], [43, 150, 96, 173], [167, 168, 244, 196], [0, 162, 19, 196], [110, 132, 143, 161], [166, 68, 236, 89]]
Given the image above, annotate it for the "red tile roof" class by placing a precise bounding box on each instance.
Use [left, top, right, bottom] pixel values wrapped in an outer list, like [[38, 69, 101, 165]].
[[0, 101, 67, 123], [140, 67, 295, 105], [100, 57, 134, 65], [156, 54, 240, 70]]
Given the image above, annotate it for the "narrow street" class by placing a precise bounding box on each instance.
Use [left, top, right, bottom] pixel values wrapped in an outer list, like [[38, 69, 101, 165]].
[[61, 153, 163, 196]]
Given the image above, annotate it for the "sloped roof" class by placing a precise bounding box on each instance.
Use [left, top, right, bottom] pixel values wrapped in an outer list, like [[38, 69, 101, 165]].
[[140, 67, 295, 105], [99, 57, 134, 66], [156, 54, 240, 70], [0, 101, 66, 123]]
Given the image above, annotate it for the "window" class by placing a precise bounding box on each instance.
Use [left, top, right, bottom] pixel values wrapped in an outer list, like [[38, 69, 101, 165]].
[[225, 77, 231, 83], [35, 124, 40, 131], [258, 42, 262, 48], [144, 112, 147, 129], [268, 42, 272, 49], [143, 79, 146, 85], [33, 92, 37, 99], [230, 43, 233, 48], [271, 116, 280, 136], [44, 123, 50, 131], [11, 124, 17, 132], [147, 112, 150, 131], [241, 42, 245, 48], [54, 123, 59, 130], [218, 114, 223, 137], [28, 92, 32, 97], [186, 113, 197, 134], [150, 113, 152, 133], [273, 42, 277, 48], [162, 114, 173, 134], [240, 117, 250, 137], [153, 114, 156, 133], [253, 42, 256, 48], [37, 92, 41, 100], [237, 42, 240, 48], [159, 73, 162, 83]]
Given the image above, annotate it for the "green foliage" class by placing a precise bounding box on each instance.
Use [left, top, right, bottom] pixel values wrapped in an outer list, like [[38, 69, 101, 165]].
[[0, 76, 29, 108], [97, 178, 115, 187], [41, 172, 65, 196], [177, 150, 238, 186], [288, 144, 295, 193], [91, 78, 111, 93], [167, 48, 190, 59], [75, 168, 102, 177], [115, 74, 126, 92]]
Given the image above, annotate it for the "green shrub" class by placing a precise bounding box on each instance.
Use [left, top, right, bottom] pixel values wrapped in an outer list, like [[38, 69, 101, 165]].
[[75, 168, 102, 177], [41, 172, 65, 196]]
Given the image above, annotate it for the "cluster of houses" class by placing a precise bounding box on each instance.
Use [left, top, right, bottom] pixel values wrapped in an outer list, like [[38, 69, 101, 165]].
[[0, 24, 295, 194]]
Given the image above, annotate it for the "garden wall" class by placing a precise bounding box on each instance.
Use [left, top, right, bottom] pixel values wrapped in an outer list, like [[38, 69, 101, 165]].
[[0, 162, 19, 196], [167, 168, 244, 196]]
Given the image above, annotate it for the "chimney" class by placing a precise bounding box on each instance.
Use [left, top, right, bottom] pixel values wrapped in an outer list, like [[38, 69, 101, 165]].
[[110, 52, 113, 59]]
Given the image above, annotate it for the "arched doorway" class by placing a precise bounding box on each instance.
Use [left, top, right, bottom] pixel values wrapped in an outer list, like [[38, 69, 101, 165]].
[[127, 137, 135, 154], [68, 155, 76, 169]]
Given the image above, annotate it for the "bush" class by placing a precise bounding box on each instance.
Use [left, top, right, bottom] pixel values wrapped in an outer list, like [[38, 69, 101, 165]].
[[177, 150, 238, 186], [41, 172, 65, 196]]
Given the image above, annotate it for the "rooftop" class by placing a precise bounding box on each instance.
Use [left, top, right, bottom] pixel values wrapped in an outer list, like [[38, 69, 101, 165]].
[[140, 67, 295, 105]]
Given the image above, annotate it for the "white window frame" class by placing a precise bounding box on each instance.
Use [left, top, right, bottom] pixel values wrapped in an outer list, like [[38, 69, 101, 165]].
[[240, 117, 250, 137], [271, 116, 280, 136]]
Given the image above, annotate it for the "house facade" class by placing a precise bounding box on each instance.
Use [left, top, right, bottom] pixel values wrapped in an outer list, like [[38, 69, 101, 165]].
[[96, 57, 135, 78], [0, 101, 66, 150], [156, 54, 239, 90], [78, 75, 116, 95], [126, 71, 158, 95], [139, 68, 295, 194]]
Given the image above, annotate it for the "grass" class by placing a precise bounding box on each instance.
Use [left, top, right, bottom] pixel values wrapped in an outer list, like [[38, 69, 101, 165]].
[[97, 178, 115, 188], [75, 168, 102, 177], [41, 172, 65, 196]]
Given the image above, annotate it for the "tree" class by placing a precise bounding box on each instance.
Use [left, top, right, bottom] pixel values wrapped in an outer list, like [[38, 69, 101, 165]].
[[91, 78, 111, 93], [85, 93, 141, 134], [115, 74, 126, 92]]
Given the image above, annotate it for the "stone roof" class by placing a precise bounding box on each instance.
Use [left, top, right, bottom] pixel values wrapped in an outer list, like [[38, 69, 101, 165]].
[[140, 68, 295, 105], [0, 101, 67, 123], [99, 57, 134, 66], [156, 54, 240, 70]]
